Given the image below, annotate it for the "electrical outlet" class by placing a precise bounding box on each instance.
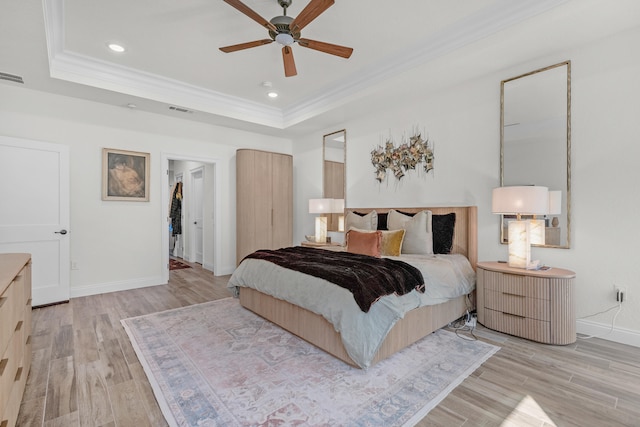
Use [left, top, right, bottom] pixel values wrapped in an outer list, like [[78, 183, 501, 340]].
[[616, 286, 626, 303], [71, 260, 79, 270], [465, 313, 477, 328]]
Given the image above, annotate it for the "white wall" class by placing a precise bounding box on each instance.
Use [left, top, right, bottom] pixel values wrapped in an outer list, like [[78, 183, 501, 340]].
[[293, 27, 640, 347], [0, 85, 292, 296]]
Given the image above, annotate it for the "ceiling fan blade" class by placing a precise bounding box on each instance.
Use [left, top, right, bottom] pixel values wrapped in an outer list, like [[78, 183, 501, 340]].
[[223, 0, 277, 32], [290, 0, 334, 32], [297, 38, 353, 58], [219, 39, 273, 53], [282, 46, 297, 77]]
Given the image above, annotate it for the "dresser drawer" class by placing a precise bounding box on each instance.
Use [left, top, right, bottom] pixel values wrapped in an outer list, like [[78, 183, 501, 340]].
[[0, 321, 24, 417], [17, 266, 31, 308], [3, 363, 26, 427], [484, 308, 551, 343], [0, 282, 19, 358], [481, 270, 550, 299], [485, 289, 550, 321]]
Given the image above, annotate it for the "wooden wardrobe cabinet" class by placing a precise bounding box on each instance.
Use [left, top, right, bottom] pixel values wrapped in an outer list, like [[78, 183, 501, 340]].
[[0, 253, 32, 427], [236, 149, 293, 264]]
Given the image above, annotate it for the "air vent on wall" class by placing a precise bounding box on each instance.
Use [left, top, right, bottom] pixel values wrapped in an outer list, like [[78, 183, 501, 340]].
[[0, 72, 24, 84], [169, 105, 193, 114]]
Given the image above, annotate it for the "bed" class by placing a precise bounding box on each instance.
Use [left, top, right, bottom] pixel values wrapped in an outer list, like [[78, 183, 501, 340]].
[[228, 206, 477, 369]]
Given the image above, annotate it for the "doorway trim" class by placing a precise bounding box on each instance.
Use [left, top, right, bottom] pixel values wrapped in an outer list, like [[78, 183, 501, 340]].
[[189, 166, 204, 264], [161, 152, 221, 283]]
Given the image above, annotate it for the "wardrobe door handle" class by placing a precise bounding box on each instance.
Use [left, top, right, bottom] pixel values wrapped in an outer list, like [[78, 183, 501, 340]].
[[55, 229, 68, 235]]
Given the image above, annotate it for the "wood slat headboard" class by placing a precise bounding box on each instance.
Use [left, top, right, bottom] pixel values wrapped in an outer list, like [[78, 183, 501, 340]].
[[345, 206, 478, 269]]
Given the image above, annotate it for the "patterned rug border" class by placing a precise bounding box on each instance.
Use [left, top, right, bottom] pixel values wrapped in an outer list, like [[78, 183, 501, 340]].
[[122, 297, 500, 427]]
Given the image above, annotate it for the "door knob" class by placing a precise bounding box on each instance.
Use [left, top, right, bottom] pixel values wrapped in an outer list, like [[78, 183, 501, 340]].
[[55, 229, 68, 235]]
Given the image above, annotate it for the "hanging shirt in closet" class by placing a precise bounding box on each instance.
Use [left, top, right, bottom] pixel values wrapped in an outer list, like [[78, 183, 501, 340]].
[[169, 181, 183, 235]]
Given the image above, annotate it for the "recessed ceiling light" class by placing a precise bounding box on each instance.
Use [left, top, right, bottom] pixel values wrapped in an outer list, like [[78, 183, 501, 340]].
[[108, 43, 126, 53], [267, 91, 278, 98]]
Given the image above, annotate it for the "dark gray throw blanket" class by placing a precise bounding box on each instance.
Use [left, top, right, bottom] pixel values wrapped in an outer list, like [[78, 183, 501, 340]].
[[244, 246, 425, 313]]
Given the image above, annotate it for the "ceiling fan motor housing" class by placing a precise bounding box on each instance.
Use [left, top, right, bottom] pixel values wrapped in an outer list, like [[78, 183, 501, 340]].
[[269, 15, 299, 45]]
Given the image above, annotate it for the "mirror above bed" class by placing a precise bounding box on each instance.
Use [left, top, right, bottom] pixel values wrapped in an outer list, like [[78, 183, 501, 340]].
[[500, 61, 571, 248], [323, 130, 346, 232]]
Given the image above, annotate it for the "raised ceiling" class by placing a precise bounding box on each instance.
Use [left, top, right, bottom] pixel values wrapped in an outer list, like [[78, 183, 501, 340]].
[[1, 0, 639, 137]]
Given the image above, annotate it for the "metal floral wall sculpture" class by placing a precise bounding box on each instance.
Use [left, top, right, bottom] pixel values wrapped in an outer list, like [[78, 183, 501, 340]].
[[371, 130, 434, 182]]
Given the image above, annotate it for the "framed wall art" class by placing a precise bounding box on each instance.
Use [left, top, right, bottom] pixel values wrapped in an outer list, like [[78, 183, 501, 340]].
[[102, 148, 150, 201]]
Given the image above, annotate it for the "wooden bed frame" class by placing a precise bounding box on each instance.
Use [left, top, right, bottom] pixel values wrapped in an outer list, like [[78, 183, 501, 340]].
[[239, 206, 478, 368]]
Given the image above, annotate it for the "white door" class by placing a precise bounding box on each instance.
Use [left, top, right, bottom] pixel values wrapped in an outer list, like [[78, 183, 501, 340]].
[[0, 136, 70, 306], [190, 168, 204, 264]]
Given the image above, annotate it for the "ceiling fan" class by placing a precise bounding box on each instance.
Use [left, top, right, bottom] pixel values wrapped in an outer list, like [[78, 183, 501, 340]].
[[219, 0, 353, 77]]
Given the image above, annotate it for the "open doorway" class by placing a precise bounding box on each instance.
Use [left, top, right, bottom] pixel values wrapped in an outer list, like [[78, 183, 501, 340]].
[[162, 153, 221, 283]]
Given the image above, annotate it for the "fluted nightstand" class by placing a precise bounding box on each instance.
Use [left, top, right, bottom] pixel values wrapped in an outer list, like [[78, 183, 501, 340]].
[[476, 261, 576, 345]]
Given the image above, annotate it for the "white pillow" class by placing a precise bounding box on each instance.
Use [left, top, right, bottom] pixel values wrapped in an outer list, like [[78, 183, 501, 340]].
[[345, 210, 378, 231], [387, 209, 433, 255]]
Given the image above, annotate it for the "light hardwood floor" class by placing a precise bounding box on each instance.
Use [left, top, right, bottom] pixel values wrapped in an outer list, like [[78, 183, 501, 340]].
[[17, 262, 640, 426]]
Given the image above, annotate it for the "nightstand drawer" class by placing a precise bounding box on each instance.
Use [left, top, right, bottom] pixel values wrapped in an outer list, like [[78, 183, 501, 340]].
[[481, 270, 550, 299], [484, 308, 551, 343], [485, 289, 550, 321]]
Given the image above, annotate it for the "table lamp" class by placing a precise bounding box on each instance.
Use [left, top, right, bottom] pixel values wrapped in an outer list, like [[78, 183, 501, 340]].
[[492, 186, 549, 269], [309, 198, 333, 243]]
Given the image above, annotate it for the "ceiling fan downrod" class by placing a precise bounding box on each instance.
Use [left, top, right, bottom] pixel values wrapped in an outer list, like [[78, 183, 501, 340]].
[[278, 0, 292, 16]]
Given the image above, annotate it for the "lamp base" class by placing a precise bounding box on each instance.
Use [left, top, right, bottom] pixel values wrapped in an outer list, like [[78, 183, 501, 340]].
[[508, 220, 531, 269], [315, 216, 327, 243], [529, 219, 546, 245]]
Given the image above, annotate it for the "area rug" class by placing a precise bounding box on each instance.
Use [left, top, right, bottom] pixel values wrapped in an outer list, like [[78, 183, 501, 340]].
[[122, 298, 499, 427], [169, 258, 191, 270]]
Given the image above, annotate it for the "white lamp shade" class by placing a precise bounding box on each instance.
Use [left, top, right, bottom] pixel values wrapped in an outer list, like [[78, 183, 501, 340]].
[[332, 198, 345, 213], [309, 198, 334, 214], [548, 191, 562, 215], [492, 186, 549, 215]]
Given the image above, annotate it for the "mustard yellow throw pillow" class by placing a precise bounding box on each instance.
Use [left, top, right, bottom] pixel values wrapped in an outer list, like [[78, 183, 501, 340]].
[[381, 229, 405, 256]]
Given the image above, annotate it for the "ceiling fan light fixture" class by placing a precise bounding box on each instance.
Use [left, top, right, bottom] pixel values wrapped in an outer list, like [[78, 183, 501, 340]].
[[275, 33, 294, 46]]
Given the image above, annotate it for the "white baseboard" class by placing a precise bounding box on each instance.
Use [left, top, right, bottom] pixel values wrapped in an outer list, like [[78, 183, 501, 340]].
[[70, 275, 166, 299], [215, 264, 235, 276], [577, 319, 640, 348]]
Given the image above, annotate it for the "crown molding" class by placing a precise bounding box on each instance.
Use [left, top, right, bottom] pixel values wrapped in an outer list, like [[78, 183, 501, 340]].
[[43, 0, 567, 129], [43, 0, 285, 128], [282, 0, 569, 127]]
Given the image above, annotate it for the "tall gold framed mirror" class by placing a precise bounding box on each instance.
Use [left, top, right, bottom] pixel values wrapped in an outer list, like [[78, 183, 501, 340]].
[[323, 130, 346, 232], [500, 61, 571, 248]]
